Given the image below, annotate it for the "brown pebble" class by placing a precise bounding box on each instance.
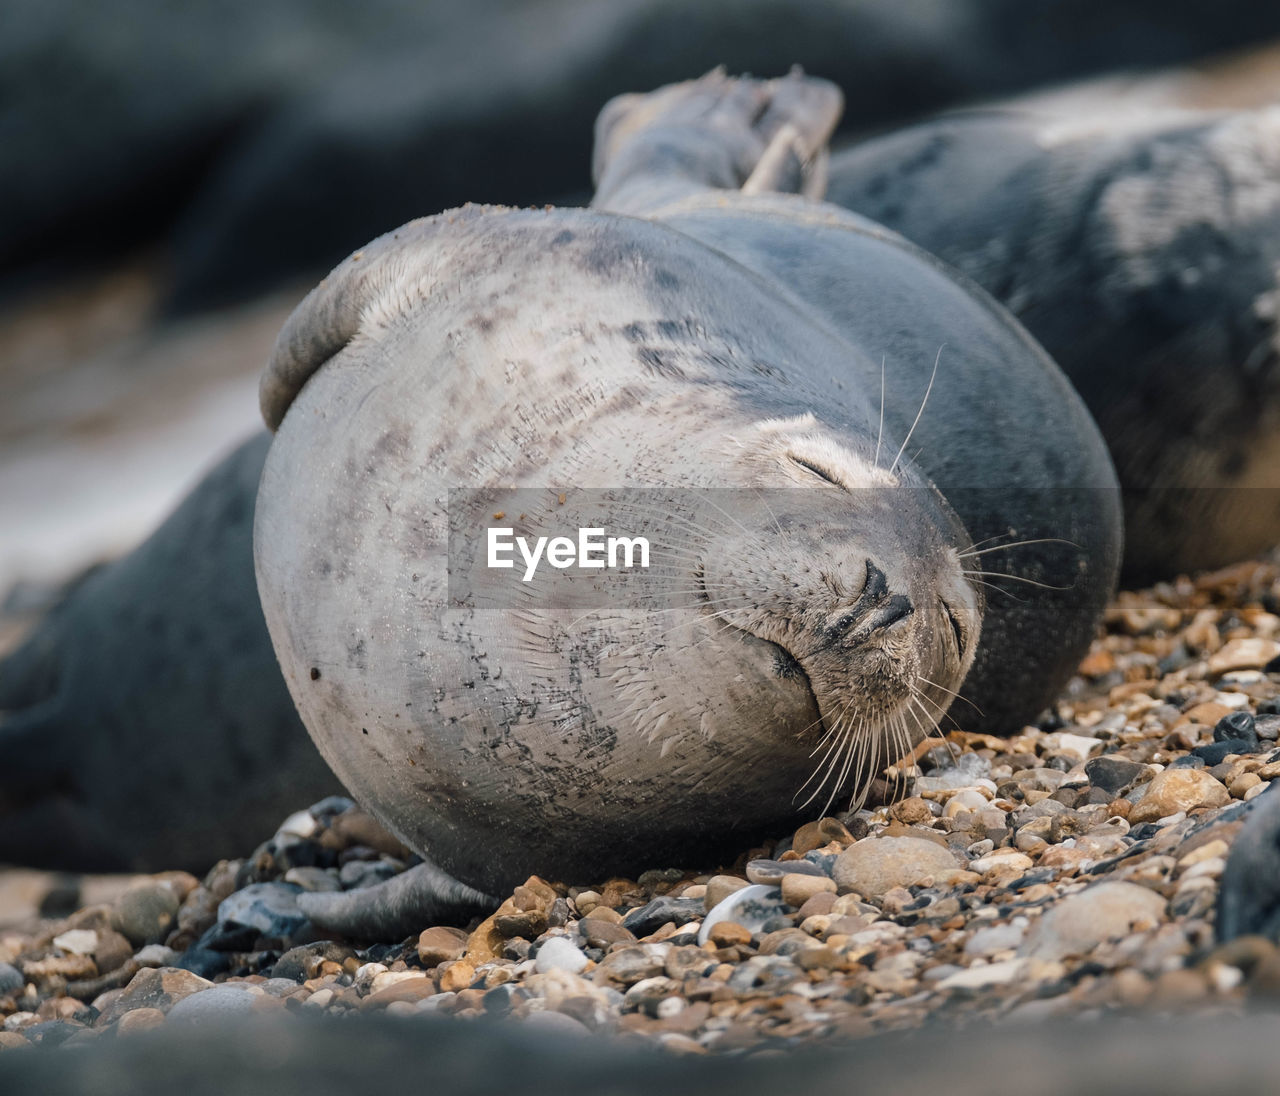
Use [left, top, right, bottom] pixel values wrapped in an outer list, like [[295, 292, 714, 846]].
[[416, 926, 468, 967], [0, 1032, 31, 1050], [796, 891, 837, 919], [707, 922, 752, 947], [437, 960, 476, 993], [888, 797, 934, 825], [780, 873, 836, 908], [116, 1008, 166, 1036]]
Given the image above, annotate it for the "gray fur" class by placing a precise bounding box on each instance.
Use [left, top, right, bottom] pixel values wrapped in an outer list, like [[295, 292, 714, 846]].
[[0, 434, 341, 872], [827, 104, 1280, 582]]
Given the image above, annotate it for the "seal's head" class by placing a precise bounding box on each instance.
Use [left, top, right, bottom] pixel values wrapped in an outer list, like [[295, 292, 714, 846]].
[[689, 413, 982, 810]]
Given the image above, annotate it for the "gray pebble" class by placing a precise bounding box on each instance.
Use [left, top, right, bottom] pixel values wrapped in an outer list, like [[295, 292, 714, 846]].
[[111, 884, 180, 947]]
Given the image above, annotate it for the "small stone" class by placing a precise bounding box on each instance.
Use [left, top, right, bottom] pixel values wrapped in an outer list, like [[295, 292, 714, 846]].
[[970, 850, 1034, 875], [621, 896, 703, 937], [580, 918, 636, 950], [1232, 773, 1263, 799], [0, 963, 22, 995], [134, 945, 180, 968], [832, 837, 960, 898], [521, 1011, 591, 1038], [937, 958, 1029, 991], [215, 882, 309, 944], [166, 984, 263, 1024], [573, 890, 602, 915], [438, 960, 476, 993], [91, 929, 135, 974], [1215, 711, 1259, 746], [417, 927, 468, 967], [888, 797, 934, 825], [52, 929, 98, 956], [746, 858, 826, 885], [780, 873, 837, 908], [1209, 638, 1280, 675], [111, 884, 181, 947], [1128, 768, 1231, 823], [535, 937, 588, 974], [596, 946, 665, 985], [964, 921, 1027, 957], [1085, 756, 1146, 795], [1020, 882, 1166, 961], [707, 921, 752, 947], [703, 876, 749, 910], [97, 967, 214, 1024], [792, 817, 854, 854], [0, 1032, 31, 1050], [697, 884, 787, 944]]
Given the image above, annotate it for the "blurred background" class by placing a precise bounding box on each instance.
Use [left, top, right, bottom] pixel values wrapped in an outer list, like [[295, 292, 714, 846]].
[[4, 0, 1280, 827]]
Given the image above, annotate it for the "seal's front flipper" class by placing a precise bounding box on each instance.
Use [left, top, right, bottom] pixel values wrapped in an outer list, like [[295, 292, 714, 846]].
[[1218, 786, 1280, 941], [296, 859, 496, 941], [592, 68, 843, 215]]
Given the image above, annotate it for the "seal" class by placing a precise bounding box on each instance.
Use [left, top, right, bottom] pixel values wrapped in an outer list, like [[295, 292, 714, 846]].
[[252, 71, 1120, 936], [0, 433, 341, 872], [824, 102, 1280, 582]]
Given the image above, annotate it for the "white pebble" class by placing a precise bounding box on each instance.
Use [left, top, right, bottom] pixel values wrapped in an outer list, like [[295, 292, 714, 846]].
[[52, 929, 98, 956], [535, 936, 589, 974]]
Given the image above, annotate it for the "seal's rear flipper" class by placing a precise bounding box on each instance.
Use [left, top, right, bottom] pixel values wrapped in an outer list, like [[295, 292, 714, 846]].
[[296, 859, 496, 941], [1217, 785, 1280, 941], [591, 68, 843, 215]]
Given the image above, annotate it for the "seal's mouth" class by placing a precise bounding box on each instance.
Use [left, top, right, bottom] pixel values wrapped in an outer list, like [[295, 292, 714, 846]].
[[693, 568, 824, 732]]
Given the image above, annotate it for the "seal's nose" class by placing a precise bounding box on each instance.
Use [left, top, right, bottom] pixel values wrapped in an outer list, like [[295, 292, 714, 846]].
[[868, 594, 913, 632]]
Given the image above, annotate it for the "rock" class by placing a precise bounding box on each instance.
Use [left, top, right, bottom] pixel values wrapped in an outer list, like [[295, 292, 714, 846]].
[[621, 896, 703, 937], [745, 858, 827, 885], [416, 927, 468, 968], [1129, 769, 1231, 823], [792, 817, 855, 854], [580, 919, 637, 950], [98, 967, 213, 1024], [832, 837, 960, 898], [215, 882, 309, 945], [114, 1008, 165, 1037], [272, 941, 357, 982], [1209, 639, 1280, 675], [707, 922, 752, 947], [1020, 882, 1167, 961], [534, 937, 588, 975], [970, 850, 1034, 875], [937, 959, 1030, 991], [111, 884, 181, 947], [90, 929, 135, 975], [596, 947, 667, 986], [1215, 712, 1259, 747], [0, 963, 23, 995], [780, 873, 837, 908], [888, 797, 934, 824], [964, 921, 1027, 957], [521, 1011, 591, 1038], [703, 876, 749, 911], [52, 929, 98, 956], [166, 984, 263, 1024], [1085, 756, 1147, 795], [437, 961, 476, 993], [134, 945, 180, 969]]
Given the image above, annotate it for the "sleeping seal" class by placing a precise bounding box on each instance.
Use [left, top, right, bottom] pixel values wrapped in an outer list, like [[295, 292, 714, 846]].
[[825, 102, 1280, 581], [252, 70, 1120, 935]]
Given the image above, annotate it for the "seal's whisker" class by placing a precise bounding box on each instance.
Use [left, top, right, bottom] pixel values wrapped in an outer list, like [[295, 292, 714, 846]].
[[915, 674, 983, 718], [966, 577, 1027, 603], [874, 354, 886, 470], [889, 343, 943, 476], [958, 536, 1080, 559], [961, 568, 1071, 592]]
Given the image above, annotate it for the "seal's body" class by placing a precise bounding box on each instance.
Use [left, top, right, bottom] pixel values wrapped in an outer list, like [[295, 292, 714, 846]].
[[0, 434, 340, 872], [252, 73, 1119, 931], [825, 105, 1280, 581]]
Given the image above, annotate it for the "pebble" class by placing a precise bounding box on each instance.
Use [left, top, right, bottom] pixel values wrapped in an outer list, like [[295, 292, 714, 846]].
[[780, 872, 837, 908], [832, 837, 960, 898], [215, 882, 309, 942], [111, 883, 181, 947], [534, 937, 588, 975], [1020, 882, 1167, 961], [0, 962, 23, 995], [417, 926, 468, 967], [1128, 769, 1231, 823], [166, 984, 263, 1024]]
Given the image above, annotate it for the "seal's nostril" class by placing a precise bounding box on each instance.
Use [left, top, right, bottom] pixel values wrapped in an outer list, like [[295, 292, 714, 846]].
[[871, 594, 913, 631]]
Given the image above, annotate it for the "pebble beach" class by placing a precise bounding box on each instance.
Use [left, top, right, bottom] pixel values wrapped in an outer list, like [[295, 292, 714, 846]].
[[5, 556, 1280, 1055]]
